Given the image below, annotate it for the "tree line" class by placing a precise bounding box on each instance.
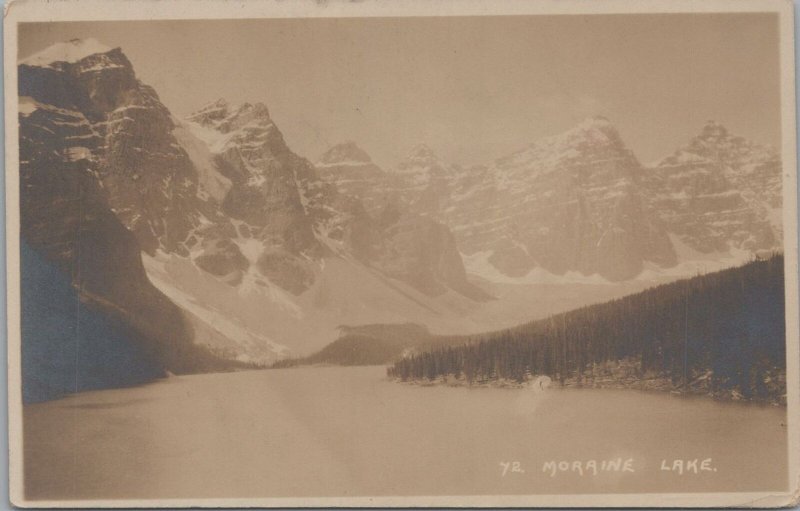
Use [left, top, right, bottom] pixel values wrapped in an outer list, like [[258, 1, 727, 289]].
[[388, 254, 786, 402]]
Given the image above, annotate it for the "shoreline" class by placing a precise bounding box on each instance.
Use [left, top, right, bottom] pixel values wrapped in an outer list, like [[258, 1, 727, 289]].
[[390, 372, 787, 407]]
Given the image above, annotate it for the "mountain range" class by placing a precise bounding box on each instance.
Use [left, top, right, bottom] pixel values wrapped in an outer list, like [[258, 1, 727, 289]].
[[318, 118, 781, 282], [17, 39, 783, 379]]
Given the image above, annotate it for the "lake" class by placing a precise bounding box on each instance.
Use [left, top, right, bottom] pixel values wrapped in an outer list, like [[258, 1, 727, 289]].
[[23, 365, 788, 500]]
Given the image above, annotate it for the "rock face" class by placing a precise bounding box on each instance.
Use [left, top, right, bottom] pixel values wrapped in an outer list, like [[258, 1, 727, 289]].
[[21, 241, 165, 403], [184, 99, 326, 294], [19, 39, 783, 367], [19, 40, 210, 256], [316, 141, 389, 215], [183, 100, 482, 300], [392, 144, 455, 216], [445, 117, 677, 280], [19, 40, 491, 365], [645, 121, 782, 254], [372, 214, 489, 300], [315, 143, 490, 300], [17, 69, 233, 401], [181, 98, 483, 301], [335, 118, 676, 281], [326, 117, 781, 282]]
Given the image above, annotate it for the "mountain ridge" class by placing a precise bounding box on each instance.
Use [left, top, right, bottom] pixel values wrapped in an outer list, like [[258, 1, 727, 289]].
[[18, 39, 784, 370], [318, 116, 782, 282]]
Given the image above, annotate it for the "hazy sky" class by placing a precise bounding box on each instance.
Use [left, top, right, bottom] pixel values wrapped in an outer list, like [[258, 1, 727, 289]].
[[19, 14, 781, 169]]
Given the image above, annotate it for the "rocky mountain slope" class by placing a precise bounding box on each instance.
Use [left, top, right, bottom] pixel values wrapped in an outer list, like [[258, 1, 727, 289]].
[[18, 41, 239, 401], [20, 39, 212, 256], [19, 38, 783, 370], [321, 118, 782, 283], [322, 119, 679, 281], [179, 98, 486, 301], [447, 117, 678, 281], [19, 40, 494, 365], [645, 121, 781, 255], [316, 141, 389, 215]]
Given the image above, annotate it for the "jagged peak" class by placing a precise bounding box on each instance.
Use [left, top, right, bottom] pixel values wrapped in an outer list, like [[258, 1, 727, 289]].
[[699, 120, 730, 139], [209, 98, 230, 109], [579, 115, 613, 128], [185, 99, 230, 126], [407, 143, 437, 160], [565, 115, 620, 140], [186, 99, 272, 132], [187, 98, 229, 116], [688, 121, 765, 150], [21, 38, 118, 67], [317, 141, 374, 166], [494, 116, 635, 172], [655, 121, 778, 169], [233, 101, 270, 118], [526, 115, 625, 154], [518, 116, 623, 154], [398, 143, 443, 172]]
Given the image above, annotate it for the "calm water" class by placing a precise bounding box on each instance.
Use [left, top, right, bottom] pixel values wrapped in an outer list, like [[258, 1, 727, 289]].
[[24, 366, 788, 500]]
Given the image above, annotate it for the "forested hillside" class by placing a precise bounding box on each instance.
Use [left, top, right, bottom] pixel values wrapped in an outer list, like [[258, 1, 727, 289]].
[[388, 255, 786, 403], [271, 323, 434, 367]]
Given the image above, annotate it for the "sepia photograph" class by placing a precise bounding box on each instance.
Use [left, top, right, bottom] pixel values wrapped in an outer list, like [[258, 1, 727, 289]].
[[4, 0, 799, 507]]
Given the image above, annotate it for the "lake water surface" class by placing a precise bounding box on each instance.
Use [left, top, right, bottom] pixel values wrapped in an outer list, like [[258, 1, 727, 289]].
[[23, 366, 788, 500]]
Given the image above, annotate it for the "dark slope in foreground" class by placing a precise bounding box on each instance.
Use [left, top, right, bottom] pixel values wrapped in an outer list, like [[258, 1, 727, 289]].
[[18, 48, 244, 403], [389, 255, 786, 404], [21, 243, 166, 403]]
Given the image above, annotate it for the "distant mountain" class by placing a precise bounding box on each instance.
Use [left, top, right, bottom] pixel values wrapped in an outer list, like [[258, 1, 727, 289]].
[[19, 40, 498, 366], [645, 121, 782, 255], [327, 118, 677, 281], [328, 117, 782, 283], [180, 99, 489, 300], [162, 100, 498, 359], [444, 117, 677, 280], [316, 142, 491, 300], [392, 144, 455, 216], [182, 98, 330, 293], [316, 141, 393, 216], [19, 38, 784, 372]]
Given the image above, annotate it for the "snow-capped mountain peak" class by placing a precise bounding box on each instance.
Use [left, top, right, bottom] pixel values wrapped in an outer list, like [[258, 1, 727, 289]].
[[185, 98, 230, 123], [494, 116, 635, 181], [21, 38, 116, 67], [574, 114, 614, 131], [186, 99, 272, 135], [400, 143, 441, 171], [545, 115, 624, 151], [647, 121, 782, 255], [317, 141, 374, 167], [698, 120, 730, 140], [658, 121, 779, 169]]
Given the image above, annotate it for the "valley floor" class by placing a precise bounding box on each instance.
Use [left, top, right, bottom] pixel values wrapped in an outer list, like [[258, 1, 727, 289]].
[[23, 366, 787, 501]]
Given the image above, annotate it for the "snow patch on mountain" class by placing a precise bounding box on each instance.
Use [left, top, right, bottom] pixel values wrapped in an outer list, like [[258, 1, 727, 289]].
[[317, 141, 374, 166], [144, 255, 292, 363], [462, 251, 613, 285], [637, 235, 753, 282], [316, 160, 375, 168], [18, 96, 40, 116], [22, 38, 114, 67], [172, 122, 232, 201]]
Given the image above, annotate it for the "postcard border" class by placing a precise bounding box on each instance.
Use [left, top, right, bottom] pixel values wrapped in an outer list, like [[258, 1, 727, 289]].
[[4, 0, 798, 507]]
